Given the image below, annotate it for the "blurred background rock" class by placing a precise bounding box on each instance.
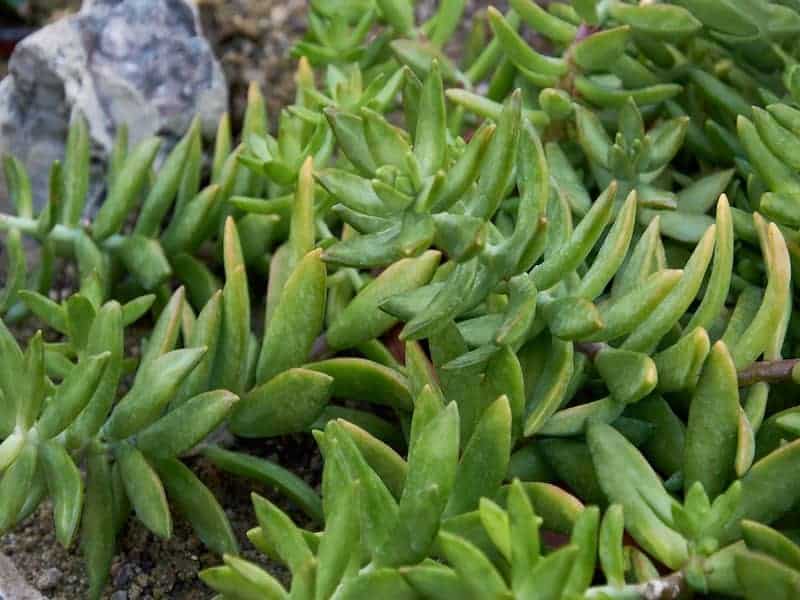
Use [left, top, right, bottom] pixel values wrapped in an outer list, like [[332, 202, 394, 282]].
[[0, 0, 227, 212]]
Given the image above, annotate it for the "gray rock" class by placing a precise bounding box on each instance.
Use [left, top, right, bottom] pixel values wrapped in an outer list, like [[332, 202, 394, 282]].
[[0, 0, 227, 213], [0, 553, 46, 599], [112, 562, 135, 588], [35, 567, 62, 591]]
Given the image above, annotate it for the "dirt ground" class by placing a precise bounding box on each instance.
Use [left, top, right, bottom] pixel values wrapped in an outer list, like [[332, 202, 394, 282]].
[[197, 0, 308, 131], [4, 442, 321, 599], [0, 1, 498, 598], [4, 436, 322, 599]]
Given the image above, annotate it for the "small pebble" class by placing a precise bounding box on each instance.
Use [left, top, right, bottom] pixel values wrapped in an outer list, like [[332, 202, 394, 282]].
[[113, 563, 135, 588], [36, 568, 62, 591], [111, 591, 128, 600]]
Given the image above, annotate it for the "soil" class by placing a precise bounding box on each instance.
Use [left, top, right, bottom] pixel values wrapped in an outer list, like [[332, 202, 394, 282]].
[[0, 1, 500, 598], [4, 439, 321, 599], [196, 0, 308, 132]]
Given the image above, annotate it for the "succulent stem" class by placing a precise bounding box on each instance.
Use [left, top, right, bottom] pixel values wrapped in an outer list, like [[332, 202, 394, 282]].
[[0, 213, 126, 251]]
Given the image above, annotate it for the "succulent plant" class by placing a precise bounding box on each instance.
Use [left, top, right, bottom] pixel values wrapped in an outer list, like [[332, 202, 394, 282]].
[[735, 520, 800, 599], [6, 1, 800, 598], [0, 288, 242, 598], [199, 390, 788, 600], [0, 79, 308, 319]]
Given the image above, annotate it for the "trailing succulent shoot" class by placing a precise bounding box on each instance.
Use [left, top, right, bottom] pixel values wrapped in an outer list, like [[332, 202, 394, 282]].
[[0, 289, 241, 598], [0, 78, 322, 319], [7, 0, 800, 599]]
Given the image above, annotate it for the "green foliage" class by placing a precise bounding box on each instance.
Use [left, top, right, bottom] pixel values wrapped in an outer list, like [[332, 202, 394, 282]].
[[0, 290, 240, 598], [6, 1, 800, 598]]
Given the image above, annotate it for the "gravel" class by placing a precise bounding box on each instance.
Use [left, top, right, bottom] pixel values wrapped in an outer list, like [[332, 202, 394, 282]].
[[35, 567, 63, 591], [2, 440, 321, 599], [197, 0, 308, 131]]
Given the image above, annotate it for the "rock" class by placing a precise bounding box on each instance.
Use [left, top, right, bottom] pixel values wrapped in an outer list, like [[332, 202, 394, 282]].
[[35, 567, 62, 591], [0, 0, 228, 213], [0, 553, 46, 599], [110, 591, 128, 600], [112, 562, 135, 588]]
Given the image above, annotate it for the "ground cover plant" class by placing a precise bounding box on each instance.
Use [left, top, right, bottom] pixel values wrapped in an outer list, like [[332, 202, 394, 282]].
[[4, 0, 800, 598]]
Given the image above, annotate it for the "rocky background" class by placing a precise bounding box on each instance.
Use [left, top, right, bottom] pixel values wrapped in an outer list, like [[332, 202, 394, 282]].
[[7, 0, 308, 127]]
